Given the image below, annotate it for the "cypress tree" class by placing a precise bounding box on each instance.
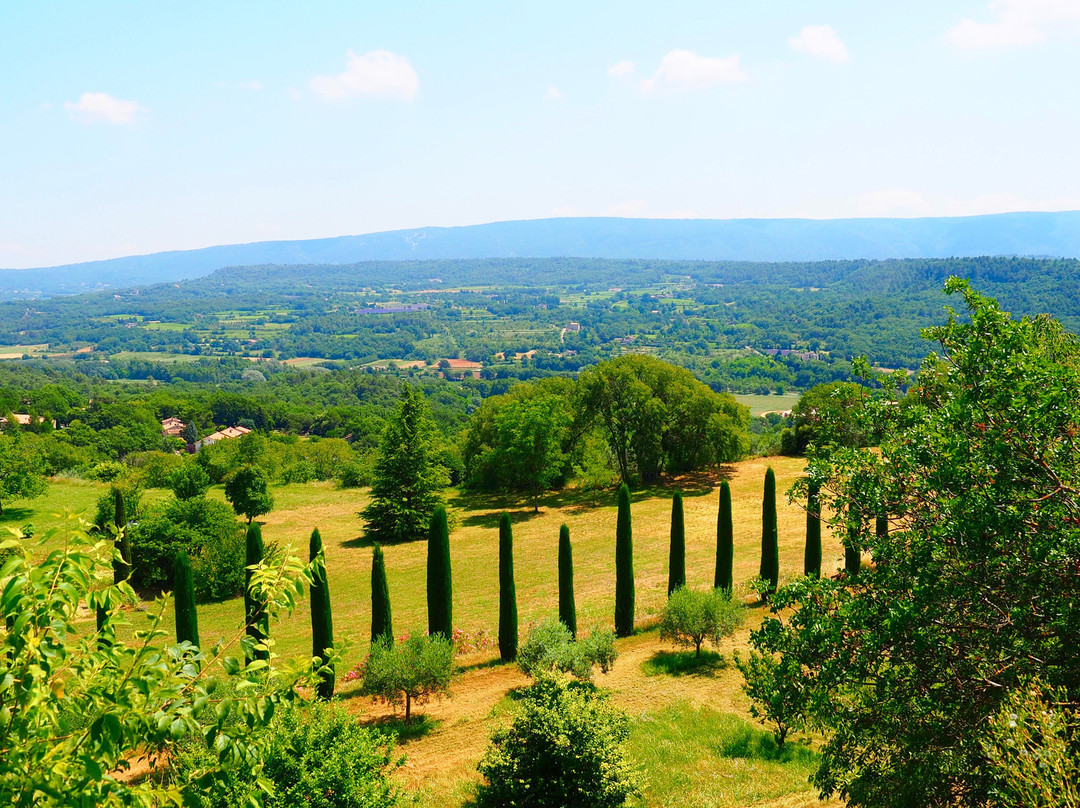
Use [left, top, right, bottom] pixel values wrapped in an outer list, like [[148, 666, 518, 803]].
[[309, 528, 335, 699], [760, 468, 779, 595], [845, 514, 861, 577], [498, 512, 518, 661], [174, 549, 200, 648], [427, 505, 453, 639], [96, 602, 112, 649], [244, 523, 269, 661], [876, 513, 888, 540], [614, 483, 635, 637], [558, 524, 577, 638], [804, 480, 822, 578], [112, 486, 131, 585], [715, 480, 733, 591], [370, 545, 393, 645], [668, 492, 686, 596]]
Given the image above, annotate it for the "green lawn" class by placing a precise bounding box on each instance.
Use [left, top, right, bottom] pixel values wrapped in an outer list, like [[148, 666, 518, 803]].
[[732, 393, 800, 417]]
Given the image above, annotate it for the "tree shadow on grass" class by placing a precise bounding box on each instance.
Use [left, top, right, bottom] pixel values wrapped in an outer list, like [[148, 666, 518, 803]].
[[0, 507, 35, 526], [718, 723, 817, 765], [640, 649, 728, 677], [356, 713, 441, 742]]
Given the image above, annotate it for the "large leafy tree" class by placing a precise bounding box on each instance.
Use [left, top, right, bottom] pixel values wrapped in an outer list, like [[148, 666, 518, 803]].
[[493, 394, 572, 511], [745, 281, 1080, 808], [0, 433, 46, 516], [223, 465, 274, 524], [362, 385, 448, 545]]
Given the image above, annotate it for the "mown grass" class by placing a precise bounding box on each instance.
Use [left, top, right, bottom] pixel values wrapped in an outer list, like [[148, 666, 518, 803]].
[[731, 393, 800, 417], [626, 702, 820, 808]]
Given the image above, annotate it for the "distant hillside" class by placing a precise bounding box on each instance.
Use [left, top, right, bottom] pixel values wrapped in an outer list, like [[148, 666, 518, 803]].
[[3, 211, 1080, 298]]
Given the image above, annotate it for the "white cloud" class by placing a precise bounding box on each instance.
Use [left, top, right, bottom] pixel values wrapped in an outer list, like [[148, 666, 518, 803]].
[[607, 60, 636, 76], [310, 50, 419, 101], [641, 49, 748, 93], [544, 85, 565, 101], [945, 0, 1080, 49], [63, 92, 141, 124], [789, 25, 850, 63]]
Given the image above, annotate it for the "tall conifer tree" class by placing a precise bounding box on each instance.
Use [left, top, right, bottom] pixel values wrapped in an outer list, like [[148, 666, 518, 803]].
[[614, 483, 635, 637], [112, 486, 131, 585], [846, 514, 862, 577], [244, 523, 269, 661], [370, 545, 393, 645], [309, 528, 335, 699], [174, 549, 200, 648], [427, 505, 453, 639], [498, 512, 518, 661], [715, 480, 733, 591], [761, 468, 779, 594], [805, 480, 822, 577], [558, 524, 577, 638], [668, 492, 686, 596]]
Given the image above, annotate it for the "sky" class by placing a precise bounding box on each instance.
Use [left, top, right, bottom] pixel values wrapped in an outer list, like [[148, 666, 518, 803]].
[[2, 0, 1080, 268]]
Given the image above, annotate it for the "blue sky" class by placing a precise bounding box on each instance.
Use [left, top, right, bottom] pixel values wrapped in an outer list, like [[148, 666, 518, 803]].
[[2, 1, 1079, 268]]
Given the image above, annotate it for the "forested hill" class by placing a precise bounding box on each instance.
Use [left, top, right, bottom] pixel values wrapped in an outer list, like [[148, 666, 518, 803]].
[[4, 210, 1080, 298]]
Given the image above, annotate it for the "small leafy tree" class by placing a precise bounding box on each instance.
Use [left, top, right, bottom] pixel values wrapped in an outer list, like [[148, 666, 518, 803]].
[[476, 676, 641, 808], [362, 384, 448, 544], [517, 618, 618, 681], [498, 512, 518, 662], [0, 433, 46, 516], [614, 483, 635, 637], [169, 463, 211, 500], [558, 524, 576, 637], [667, 492, 686, 596], [735, 650, 809, 750], [360, 634, 453, 721], [715, 479, 733, 590], [370, 545, 393, 645], [660, 586, 745, 657], [224, 464, 274, 524], [309, 528, 335, 700]]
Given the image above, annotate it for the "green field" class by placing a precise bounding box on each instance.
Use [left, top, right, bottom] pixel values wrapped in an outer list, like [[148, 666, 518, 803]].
[[732, 392, 800, 416], [2, 457, 842, 807]]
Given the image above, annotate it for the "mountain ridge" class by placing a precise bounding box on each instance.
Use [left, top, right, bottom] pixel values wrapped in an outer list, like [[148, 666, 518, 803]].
[[4, 211, 1080, 298]]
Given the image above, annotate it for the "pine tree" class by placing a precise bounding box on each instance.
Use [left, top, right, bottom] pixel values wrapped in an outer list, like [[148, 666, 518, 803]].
[[846, 514, 862, 577], [112, 486, 131, 585], [174, 549, 200, 648], [309, 528, 335, 699], [498, 512, 518, 662], [427, 505, 453, 639], [244, 523, 269, 661], [668, 492, 686, 596], [558, 524, 577, 638], [614, 483, 635, 637], [761, 468, 779, 595], [370, 545, 393, 645], [362, 384, 448, 545], [804, 480, 822, 578], [715, 480, 733, 591]]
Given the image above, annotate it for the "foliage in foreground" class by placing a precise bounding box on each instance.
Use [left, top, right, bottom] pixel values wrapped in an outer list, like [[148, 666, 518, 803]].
[[0, 522, 323, 807], [173, 700, 400, 808], [476, 676, 640, 808], [745, 281, 1080, 808]]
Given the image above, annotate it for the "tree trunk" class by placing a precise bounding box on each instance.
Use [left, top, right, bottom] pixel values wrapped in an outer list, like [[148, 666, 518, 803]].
[[405, 692, 412, 722], [695, 639, 702, 658]]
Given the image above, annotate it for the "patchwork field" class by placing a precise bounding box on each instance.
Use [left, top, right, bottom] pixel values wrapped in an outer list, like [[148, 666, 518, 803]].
[[4, 455, 843, 807]]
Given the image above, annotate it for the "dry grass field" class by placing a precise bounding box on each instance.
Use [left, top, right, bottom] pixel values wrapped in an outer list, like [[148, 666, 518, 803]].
[[5, 456, 845, 807]]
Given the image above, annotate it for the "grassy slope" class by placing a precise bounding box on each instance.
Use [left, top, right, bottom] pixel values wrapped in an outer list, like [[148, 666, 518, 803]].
[[4, 456, 841, 807]]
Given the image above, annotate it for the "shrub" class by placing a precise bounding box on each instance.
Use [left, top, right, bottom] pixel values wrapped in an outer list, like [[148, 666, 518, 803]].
[[172, 701, 400, 808], [129, 498, 245, 601], [168, 463, 211, 500], [85, 461, 127, 482], [660, 586, 745, 658], [735, 650, 809, 750], [517, 618, 618, 681], [476, 676, 640, 808], [127, 451, 185, 488]]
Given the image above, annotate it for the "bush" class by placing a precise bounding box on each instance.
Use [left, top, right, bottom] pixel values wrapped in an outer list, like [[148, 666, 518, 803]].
[[660, 586, 745, 658], [168, 463, 211, 500], [85, 461, 127, 482], [476, 676, 640, 808], [172, 700, 400, 808], [130, 497, 245, 601], [517, 618, 618, 681]]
